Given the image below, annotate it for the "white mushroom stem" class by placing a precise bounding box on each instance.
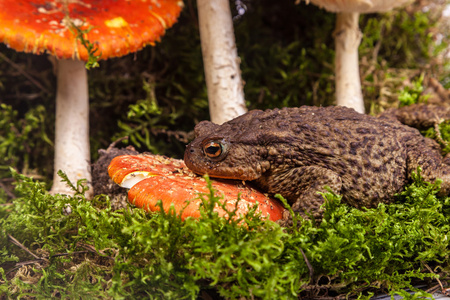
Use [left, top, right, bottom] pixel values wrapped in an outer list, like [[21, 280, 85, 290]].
[[197, 0, 247, 124], [334, 12, 365, 113], [50, 59, 93, 197]]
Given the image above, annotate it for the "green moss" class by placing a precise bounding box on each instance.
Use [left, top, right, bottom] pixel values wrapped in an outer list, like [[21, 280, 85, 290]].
[[0, 104, 53, 182], [398, 75, 429, 107], [360, 9, 436, 69], [1, 168, 449, 298], [235, 1, 336, 109], [70, 22, 101, 70], [423, 121, 450, 156]]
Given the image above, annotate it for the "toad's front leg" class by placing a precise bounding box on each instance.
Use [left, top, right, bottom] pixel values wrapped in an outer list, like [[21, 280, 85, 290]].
[[256, 166, 342, 226]]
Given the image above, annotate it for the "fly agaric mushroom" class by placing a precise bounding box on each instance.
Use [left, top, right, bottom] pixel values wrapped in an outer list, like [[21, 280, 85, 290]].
[[0, 0, 183, 197], [108, 154, 284, 221], [197, 0, 248, 124], [305, 0, 411, 113]]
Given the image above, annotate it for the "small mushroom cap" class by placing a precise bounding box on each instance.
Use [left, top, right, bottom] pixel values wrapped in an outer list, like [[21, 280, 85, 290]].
[[108, 154, 284, 221], [0, 0, 183, 60], [108, 154, 184, 186], [307, 0, 411, 13]]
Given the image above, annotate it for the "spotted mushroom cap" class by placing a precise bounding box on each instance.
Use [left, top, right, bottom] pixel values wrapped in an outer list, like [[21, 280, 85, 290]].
[[108, 154, 284, 222], [0, 0, 183, 60], [307, 0, 411, 13]]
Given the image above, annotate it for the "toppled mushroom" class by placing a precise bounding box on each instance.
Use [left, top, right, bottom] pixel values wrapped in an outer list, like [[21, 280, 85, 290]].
[[0, 0, 183, 197], [108, 154, 284, 221], [304, 0, 411, 113]]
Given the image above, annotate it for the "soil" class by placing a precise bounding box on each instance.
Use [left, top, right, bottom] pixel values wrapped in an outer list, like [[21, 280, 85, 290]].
[[91, 145, 138, 210]]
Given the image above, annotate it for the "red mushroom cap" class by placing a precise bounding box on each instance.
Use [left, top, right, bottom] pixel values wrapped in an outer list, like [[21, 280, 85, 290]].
[[108, 154, 284, 222], [0, 0, 183, 60], [128, 176, 284, 221]]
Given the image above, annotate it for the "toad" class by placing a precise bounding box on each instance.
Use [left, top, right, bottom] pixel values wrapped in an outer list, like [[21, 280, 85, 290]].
[[184, 104, 450, 224]]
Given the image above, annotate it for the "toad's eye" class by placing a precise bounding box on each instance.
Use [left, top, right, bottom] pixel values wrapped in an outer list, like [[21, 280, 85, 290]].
[[203, 141, 223, 158]]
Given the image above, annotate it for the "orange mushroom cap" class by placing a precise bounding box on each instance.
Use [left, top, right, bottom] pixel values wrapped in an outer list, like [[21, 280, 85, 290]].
[[108, 154, 284, 222], [108, 154, 184, 186], [0, 0, 183, 60]]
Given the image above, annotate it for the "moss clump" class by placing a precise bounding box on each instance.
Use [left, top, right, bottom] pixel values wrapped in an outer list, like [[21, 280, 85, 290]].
[[0, 104, 52, 184], [422, 121, 450, 156], [397, 75, 429, 107], [1, 168, 449, 299]]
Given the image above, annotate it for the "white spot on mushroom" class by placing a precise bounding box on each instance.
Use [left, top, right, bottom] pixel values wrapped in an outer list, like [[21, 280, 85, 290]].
[[121, 171, 156, 188], [71, 18, 84, 27]]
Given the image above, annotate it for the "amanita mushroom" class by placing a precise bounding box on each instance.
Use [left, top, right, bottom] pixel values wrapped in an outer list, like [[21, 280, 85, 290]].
[[197, 0, 247, 124], [306, 0, 411, 113], [0, 0, 183, 197], [108, 154, 284, 221]]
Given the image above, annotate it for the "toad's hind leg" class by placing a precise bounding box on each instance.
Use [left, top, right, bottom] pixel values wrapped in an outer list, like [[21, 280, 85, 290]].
[[380, 102, 450, 194], [405, 134, 450, 195], [258, 166, 342, 226]]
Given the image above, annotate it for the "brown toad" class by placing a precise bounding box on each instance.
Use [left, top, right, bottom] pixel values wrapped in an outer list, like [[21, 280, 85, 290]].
[[184, 105, 450, 224]]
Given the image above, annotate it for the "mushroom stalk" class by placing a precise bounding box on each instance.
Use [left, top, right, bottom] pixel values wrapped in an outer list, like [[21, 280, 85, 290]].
[[334, 12, 365, 113], [197, 0, 247, 124], [51, 59, 92, 197]]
